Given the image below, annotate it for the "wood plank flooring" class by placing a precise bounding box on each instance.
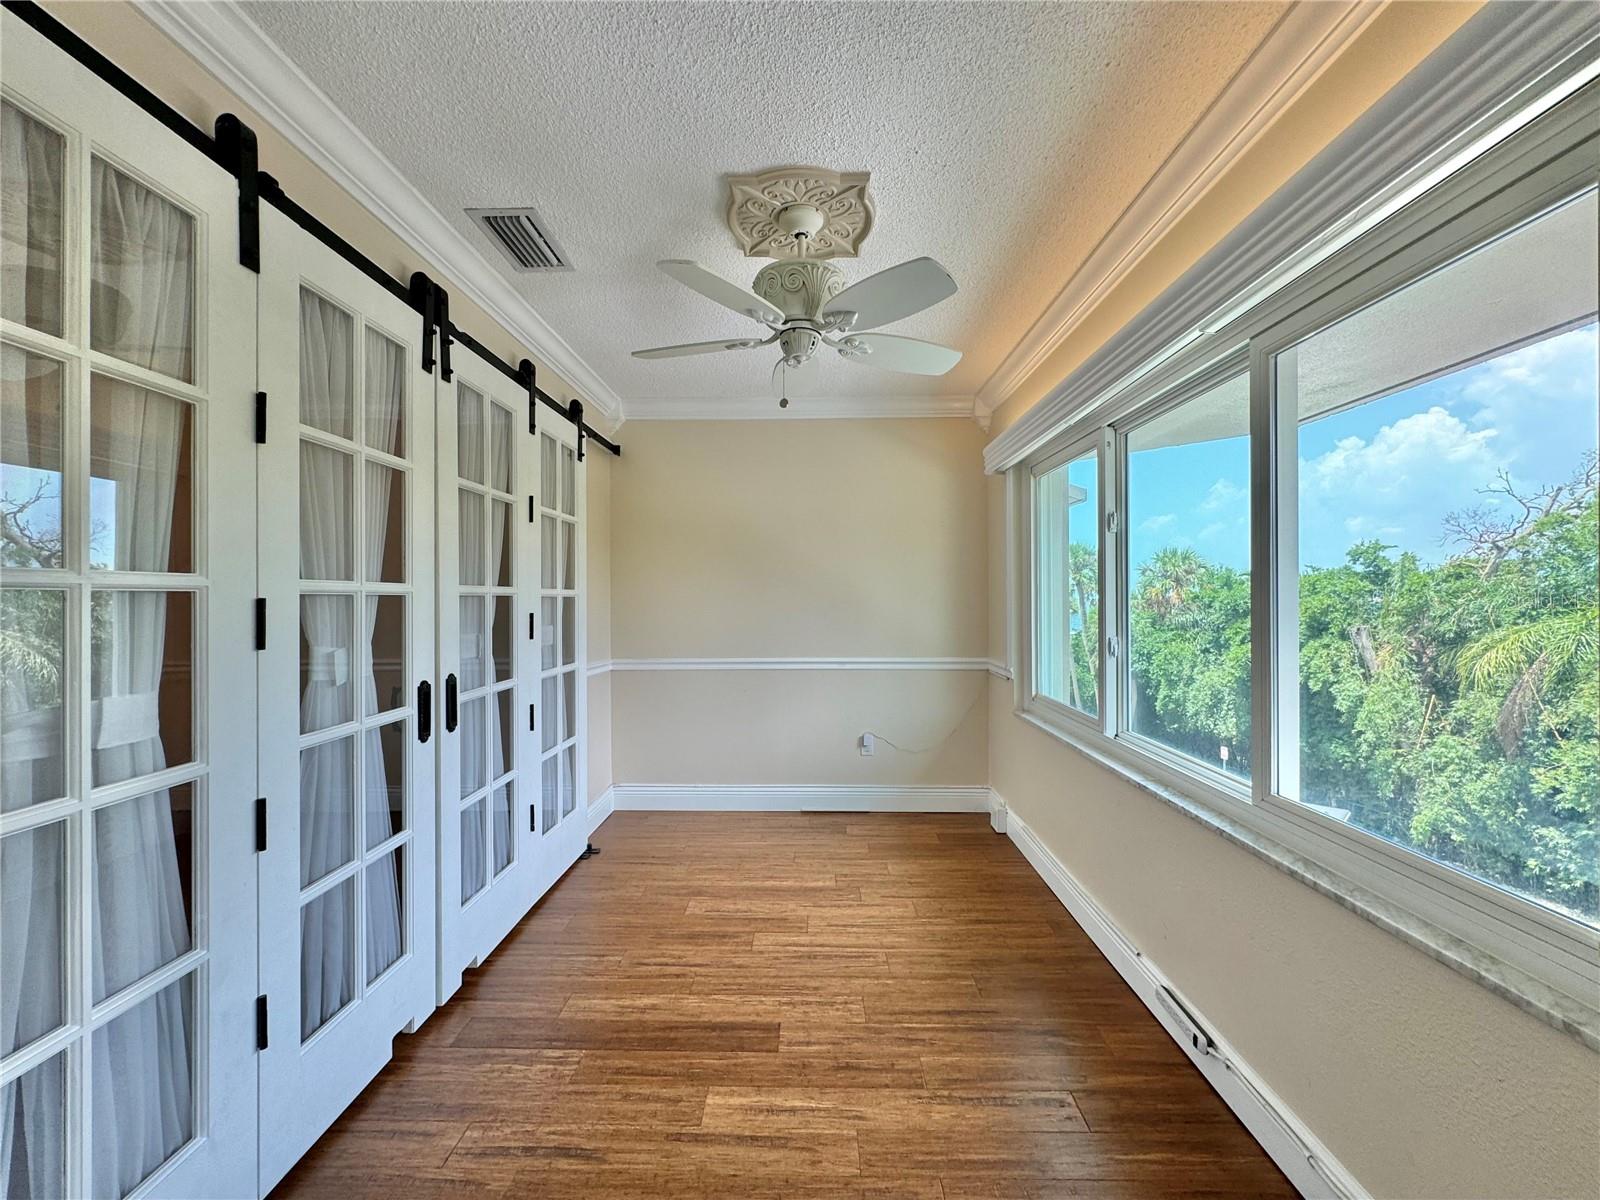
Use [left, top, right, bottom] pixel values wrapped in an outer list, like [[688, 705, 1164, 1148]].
[[272, 812, 1294, 1199]]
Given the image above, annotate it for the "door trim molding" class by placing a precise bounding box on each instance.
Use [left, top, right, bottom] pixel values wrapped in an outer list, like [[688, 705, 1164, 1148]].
[[1002, 799, 1367, 1200], [138, 0, 624, 427], [611, 785, 990, 813]]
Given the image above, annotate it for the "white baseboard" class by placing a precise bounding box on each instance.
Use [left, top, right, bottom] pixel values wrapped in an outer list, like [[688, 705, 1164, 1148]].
[[610, 784, 990, 813], [586, 786, 615, 834], [1003, 802, 1366, 1200], [987, 788, 1008, 833]]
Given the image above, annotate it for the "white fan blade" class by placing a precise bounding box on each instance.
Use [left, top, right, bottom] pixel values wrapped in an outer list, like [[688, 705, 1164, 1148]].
[[771, 356, 819, 402], [632, 338, 763, 359], [658, 260, 784, 323], [821, 257, 957, 331], [839, 333, 962, 376]]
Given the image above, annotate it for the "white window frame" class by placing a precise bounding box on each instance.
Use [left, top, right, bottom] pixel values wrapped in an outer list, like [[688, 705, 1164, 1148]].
[[1012, 79, 1600, 1045]]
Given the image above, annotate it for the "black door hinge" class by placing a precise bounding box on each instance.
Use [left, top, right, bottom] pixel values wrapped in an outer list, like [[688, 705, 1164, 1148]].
[[528, 611, 536, 640], [214, 114, 260, 273], [528, 495, 536, 523], [256, 995, 269, 1050], [255, 797, 267, 852], [409, 272, 437, 374], [518, 359, 537, 434], [253, 391, 267, 444], [529, 702, 536, 733], [254, 598, 266, 650]]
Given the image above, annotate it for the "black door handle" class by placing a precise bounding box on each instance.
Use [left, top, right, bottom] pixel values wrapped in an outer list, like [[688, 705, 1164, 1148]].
[[444, 673, 459, 733], [417, 680, 432, 743]]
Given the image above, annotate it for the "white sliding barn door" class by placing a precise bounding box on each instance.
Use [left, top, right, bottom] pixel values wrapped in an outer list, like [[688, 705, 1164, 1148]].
[[0, 13, 258, 1198], [254, 207, 437, 1192], [434, 357, 539, 1001], [532, 419, 587, 896]]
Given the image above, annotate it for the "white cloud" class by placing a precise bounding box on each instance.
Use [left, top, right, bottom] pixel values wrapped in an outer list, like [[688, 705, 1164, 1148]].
[[1138, 512, 1176, 533], [1201, 477, 1244, 512]]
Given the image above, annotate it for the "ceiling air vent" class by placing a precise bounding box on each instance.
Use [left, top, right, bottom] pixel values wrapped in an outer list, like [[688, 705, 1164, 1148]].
[[467, 207, 572, 272]]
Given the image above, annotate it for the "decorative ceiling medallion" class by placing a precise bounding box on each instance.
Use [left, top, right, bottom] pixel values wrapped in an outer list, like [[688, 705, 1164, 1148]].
[[726, 166, 874, 260]]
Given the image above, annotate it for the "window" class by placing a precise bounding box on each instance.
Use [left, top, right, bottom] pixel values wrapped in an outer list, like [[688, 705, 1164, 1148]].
[[1275, 191, 1598, 924], [1034, 444, 1099, 717], [1123, 373, 1252, 779], [1012, 83, 1599, 1028]]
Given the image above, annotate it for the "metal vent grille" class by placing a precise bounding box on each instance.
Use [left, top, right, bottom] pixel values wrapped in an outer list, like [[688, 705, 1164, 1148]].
[[467, 207, 572, 272]]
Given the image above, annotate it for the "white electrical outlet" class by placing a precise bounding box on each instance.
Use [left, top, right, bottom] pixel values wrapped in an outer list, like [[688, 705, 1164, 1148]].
[[859, 732, 875, 756]]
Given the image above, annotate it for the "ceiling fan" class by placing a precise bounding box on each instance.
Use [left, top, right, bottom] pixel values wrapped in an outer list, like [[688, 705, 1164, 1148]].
[[632, 205, 961, 408]]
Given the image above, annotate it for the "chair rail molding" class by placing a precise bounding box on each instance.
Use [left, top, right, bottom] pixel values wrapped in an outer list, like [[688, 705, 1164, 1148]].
[[604, 657, 995, 672], [138, 0, 624, 427], [973, 0, 1382, 421]]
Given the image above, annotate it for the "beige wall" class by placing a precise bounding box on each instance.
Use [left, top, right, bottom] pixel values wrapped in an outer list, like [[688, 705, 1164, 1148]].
[[585, 450, 613, 803], [610, 419, 989, 787], [984, 3, 1598, 1197]]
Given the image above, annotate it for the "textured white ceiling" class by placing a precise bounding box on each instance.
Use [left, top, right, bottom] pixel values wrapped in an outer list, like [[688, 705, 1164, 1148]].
[[240, 0, 1287, 416]]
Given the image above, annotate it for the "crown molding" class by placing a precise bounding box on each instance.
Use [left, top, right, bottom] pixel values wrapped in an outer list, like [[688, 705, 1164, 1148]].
[[984, 0, 1600, 473], [137, 0, 624, 425], [974, 1, 1382, 420], [623, 393, 977, 422]]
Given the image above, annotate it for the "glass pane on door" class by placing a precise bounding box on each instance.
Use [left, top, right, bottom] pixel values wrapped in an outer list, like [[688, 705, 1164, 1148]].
[[1, 345, 66, 569], [1, 100, 66, 335], [90, 159, 195, 383]]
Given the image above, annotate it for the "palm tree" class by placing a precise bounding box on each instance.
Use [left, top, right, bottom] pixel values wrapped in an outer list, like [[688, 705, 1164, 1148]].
[[1139, 547, 1206, 621], [1458, 605, 1599, 754]]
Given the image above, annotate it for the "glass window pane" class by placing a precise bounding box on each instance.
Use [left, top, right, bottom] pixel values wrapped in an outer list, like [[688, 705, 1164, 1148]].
[[560, 596, 575, 668], [494, 687, 513, 780], [364, 328, 405, 458], [460, 799, 486, 902], [560, 743, 576, 818], [1281, 191, 1599, 925], [459, 595, 487, 692], [541, 433, 557, 509], [540, 754, 557, 834], [490, 403, 512, 493], [541, 515, 557, 588], [301, 878, 355, 1039], [300, 735, 355, 887], [94, 782, 194, 1001], [300, 441, 354, 581], [540, 674, 558, 753], [1, 820, 66, 1054], [92, 975, 196, 1198], [365, 720, 405, 849], [91, 160, 194, 383], [366, 844, 404, 984], [562, 671, 576, 744], [1125, 375, 1251, 776], [89, 375, 193, 573], [460, 695, 486, 800], [457, 384, 484, 483], [1, 345, 65, 569], [1034, 448, 1099, 716], [561, 444, 576, 516], [301, 593, 355, 733], [1, 101, 66, 335], [492, 499, 512, 589], [365, 461, 405, 583], [492, 782, 514, 875], [1, 587, 67, 811], [0, 1051, 66, 1200], [299, 289, 354, 439], [367, 595, 405, 716], [459, 489, 484, 587], [90, 590, 193, 787], [560, 520, 574, 591], [491, 596, 512, 683], [540, 596, 557, 670]]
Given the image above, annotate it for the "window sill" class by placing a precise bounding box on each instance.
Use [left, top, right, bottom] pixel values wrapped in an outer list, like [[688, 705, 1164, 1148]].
[[1013, 701, 1600, 1051]]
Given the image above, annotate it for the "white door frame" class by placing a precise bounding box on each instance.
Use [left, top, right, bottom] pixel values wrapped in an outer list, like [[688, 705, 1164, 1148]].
[[0, 13, 258, 1198], [254, 205, 438, 1194], [433, 351, 541, 1003]]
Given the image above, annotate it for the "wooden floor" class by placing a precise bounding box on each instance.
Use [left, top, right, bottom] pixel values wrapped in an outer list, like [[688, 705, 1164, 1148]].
[[274, 812, 1293, 1199]]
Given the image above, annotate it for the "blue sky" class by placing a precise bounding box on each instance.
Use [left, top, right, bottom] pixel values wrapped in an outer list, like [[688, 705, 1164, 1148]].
[[1125, 323, 1599, 576]]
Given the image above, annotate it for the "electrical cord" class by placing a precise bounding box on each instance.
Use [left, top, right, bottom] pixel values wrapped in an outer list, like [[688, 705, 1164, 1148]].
[[860, 682, 986, 755]]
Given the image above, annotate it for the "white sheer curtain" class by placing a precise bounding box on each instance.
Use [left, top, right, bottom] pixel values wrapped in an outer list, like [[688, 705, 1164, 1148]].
[[1, 101, 64, 333], [298, 293, 356, 1037], [362, 330, 402, 982], [488, 493, 510, 873], [85, 160, 194, 1199]]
